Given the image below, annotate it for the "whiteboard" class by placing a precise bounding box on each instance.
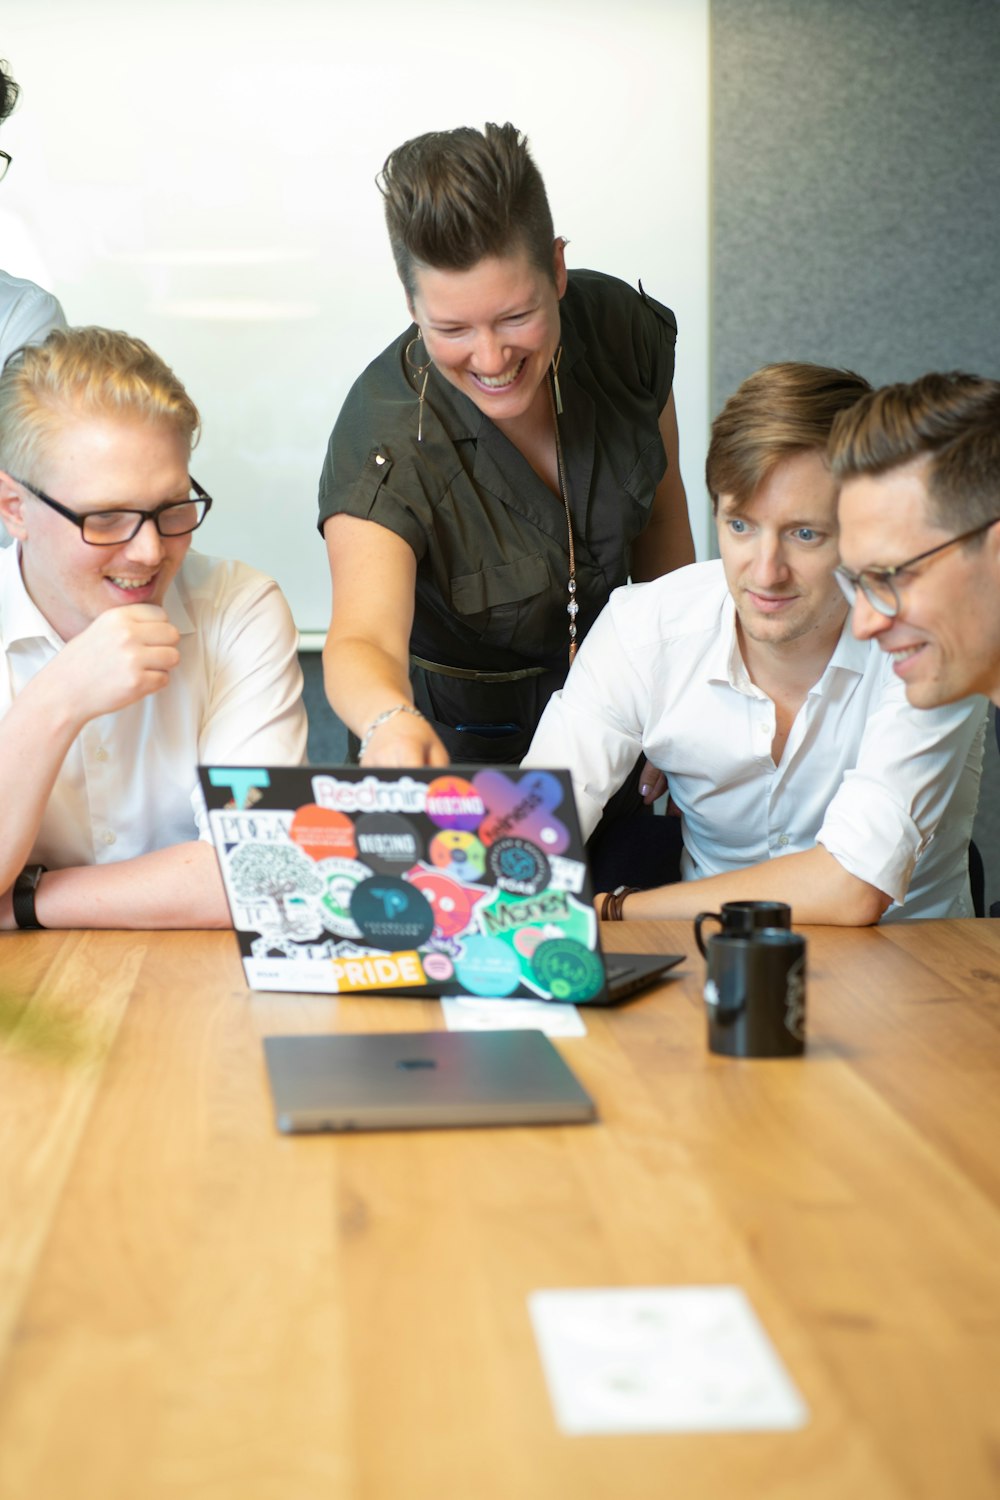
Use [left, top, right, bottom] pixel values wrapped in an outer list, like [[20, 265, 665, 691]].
[[2, 0, 709, 632]]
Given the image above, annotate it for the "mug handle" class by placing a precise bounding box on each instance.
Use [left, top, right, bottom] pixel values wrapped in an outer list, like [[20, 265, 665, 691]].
[[694, 910, 723, 958]]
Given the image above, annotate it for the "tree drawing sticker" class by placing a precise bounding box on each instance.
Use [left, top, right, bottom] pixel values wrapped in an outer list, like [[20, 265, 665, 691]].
[[227, 841, 324, 938]]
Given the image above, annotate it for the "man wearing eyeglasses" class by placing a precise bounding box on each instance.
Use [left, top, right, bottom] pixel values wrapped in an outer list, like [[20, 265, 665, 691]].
[[525, 362, 986, 924], [0, 326, 306, 930], [0, 60, 67, 370], [832, 371, 1000, 711]]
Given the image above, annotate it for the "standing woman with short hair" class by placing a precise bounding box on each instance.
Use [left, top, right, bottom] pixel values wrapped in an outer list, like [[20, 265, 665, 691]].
[[319, 122, 693, 769]]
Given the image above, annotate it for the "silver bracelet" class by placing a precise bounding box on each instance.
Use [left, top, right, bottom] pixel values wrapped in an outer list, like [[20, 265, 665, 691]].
[[358, 703, 424, 759]]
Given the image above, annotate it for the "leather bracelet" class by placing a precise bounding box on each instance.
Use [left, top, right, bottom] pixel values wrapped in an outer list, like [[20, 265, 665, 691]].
[[13, 864, 47, 930], [600, 885, 640, 922], [358, 703, 424, 759]]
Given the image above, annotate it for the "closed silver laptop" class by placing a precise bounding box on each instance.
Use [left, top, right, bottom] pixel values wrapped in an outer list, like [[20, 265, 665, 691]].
[[263, 1029, 597, 1133]]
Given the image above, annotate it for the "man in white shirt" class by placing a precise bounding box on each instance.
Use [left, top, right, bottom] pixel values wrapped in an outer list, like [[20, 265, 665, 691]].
[[525, 363, 985, 924], [0, 61, 66, 366], [0, 326, 307, 930], [1, 60, 68, 551], [832, 371, 1000, 710]]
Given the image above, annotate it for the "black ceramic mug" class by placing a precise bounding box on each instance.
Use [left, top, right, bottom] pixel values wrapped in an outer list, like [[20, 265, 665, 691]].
[[703, 928, 807, 1058], [694, 900, 792, 958]]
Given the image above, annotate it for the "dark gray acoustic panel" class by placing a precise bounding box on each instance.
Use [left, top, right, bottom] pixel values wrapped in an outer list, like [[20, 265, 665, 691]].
[[711, 0, 1000, 410]]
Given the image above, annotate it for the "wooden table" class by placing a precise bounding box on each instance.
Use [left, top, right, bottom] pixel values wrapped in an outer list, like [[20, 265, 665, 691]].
[[1, 919, 998, 1499]]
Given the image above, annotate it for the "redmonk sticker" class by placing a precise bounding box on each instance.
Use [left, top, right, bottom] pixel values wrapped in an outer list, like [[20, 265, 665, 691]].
[[329, 950, 428, 992]]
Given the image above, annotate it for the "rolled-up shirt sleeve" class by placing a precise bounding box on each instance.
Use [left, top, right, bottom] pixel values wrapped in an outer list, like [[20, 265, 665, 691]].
[[815, 679, 986, 904], [523, 599, 648, 840], [190, 568, 308, 840]]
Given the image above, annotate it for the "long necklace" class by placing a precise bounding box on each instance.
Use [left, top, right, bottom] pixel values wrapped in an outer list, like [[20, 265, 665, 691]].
[[548, 361, 578, 666]]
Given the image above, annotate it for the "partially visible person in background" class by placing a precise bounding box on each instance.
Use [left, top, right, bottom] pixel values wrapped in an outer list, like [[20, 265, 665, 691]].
[[0, 59, 66, 367], [1, 58, 67, 551]]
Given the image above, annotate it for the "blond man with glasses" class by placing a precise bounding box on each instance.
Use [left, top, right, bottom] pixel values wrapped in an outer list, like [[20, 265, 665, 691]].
[[0, 327, 306, 930]]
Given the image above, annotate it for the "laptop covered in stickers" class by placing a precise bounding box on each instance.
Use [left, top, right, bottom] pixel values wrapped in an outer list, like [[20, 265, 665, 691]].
[[198, 764, 682, 1005]]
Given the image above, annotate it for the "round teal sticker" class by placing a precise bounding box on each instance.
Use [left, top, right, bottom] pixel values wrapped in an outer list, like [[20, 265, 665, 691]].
[[531, 938, 605, 1002], [454, 935, 522, 997]]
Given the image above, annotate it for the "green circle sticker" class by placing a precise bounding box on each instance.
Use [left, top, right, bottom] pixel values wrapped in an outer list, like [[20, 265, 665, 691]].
[[531, 938, 605, 1003]]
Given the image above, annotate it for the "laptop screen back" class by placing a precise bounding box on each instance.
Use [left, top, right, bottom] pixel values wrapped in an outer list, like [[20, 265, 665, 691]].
[[201, 763, 621, 1003]]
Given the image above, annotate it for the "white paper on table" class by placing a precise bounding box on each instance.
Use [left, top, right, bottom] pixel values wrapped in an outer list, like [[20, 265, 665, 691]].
[[441, 996, 587, 1037], [529, 1285, 809, 1435]]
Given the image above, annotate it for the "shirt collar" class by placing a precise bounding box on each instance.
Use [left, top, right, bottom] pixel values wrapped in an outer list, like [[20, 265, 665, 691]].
[[0, 542, 195, 647], [819, 611, 870, 680], [706, 591, 868, 696], [705, 590, 747, 688], [0, 543, 64, 648]]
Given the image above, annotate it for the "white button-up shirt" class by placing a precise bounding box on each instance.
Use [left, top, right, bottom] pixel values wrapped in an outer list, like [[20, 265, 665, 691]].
[[1, 546, 307, 870], [525, 561, 986, 920]]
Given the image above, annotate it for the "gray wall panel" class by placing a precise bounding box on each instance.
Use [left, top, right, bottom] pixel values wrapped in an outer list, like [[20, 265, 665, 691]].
[[712, 0, 1000, 406]]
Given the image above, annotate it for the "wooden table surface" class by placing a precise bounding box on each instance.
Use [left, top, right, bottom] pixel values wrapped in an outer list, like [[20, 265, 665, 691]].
[[1, 918, 999, 1500]]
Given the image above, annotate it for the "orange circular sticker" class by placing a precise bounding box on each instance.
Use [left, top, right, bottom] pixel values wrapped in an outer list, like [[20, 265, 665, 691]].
[[290, 804, 357, 862]]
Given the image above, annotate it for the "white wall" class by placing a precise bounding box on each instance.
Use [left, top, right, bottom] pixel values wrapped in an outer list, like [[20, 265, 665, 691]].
[[3, 0, 709, 630]]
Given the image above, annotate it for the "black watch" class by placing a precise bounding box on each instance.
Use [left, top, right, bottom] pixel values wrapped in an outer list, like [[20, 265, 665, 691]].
[[13, 864, 47, 930]]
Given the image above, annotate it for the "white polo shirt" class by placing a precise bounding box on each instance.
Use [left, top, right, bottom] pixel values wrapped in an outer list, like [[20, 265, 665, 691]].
[[525, 561, 986, 920], [0, 545, 307, 869]]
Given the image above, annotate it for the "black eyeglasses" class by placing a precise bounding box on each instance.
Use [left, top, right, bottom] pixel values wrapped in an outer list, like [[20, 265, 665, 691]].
[[834, 515, 1000, 618], [0, 150, 10, 183], [14, 475, 213, 546]]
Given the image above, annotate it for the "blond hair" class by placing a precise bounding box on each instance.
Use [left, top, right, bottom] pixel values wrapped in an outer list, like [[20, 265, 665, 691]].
[[706, 362, 870, 512], [0, 326, 200, 481]]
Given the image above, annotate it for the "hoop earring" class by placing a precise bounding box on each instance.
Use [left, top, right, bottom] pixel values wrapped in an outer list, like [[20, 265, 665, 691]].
[[405, 334, 432, 443], [551, 345, 564, 416]]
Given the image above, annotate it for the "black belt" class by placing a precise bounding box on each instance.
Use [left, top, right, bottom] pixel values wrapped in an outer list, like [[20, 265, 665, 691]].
[[410, 652, 547, 684]]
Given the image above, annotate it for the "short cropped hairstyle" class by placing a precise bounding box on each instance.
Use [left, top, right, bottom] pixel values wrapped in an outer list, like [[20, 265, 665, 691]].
[[0, 326, 200, 482], [0, 60, 20, 125], [706, 362, 871, 512], [378, 122, 556, 302], [829, 371, 1000, 535]]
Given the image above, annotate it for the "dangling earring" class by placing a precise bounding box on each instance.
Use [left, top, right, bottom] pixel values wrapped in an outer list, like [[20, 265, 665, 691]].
[[405, 334, 432, 443], [551, 345, 564, 416]]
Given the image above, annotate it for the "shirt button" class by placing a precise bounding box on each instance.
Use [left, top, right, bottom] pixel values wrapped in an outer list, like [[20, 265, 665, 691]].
[[778, 835, 790, 847], [94, 746, 109, 763], [375, 453, 386, 466], [102, 830, 117, 846]]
